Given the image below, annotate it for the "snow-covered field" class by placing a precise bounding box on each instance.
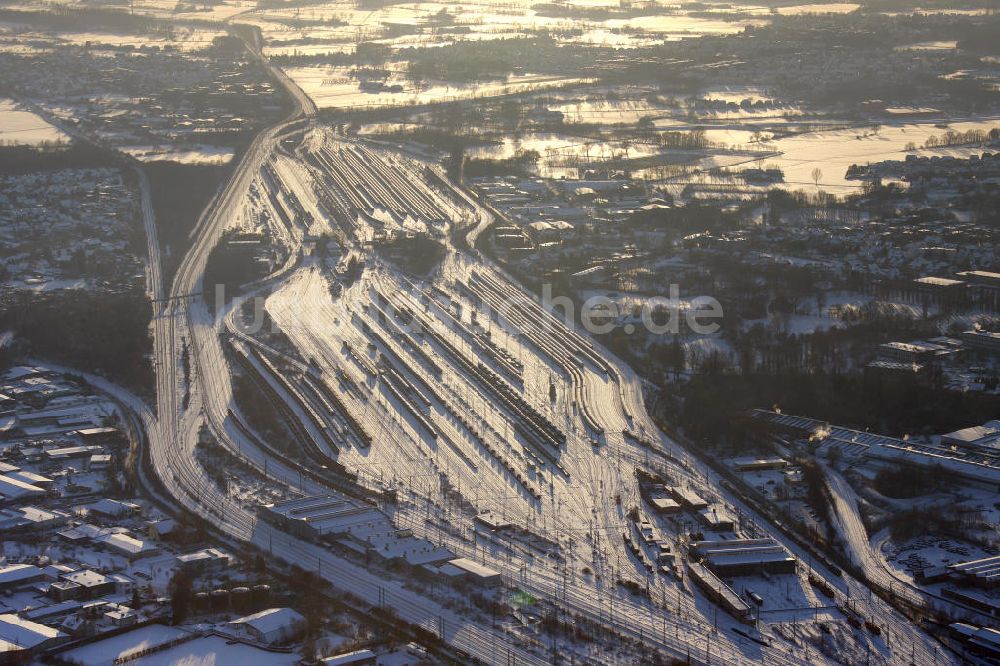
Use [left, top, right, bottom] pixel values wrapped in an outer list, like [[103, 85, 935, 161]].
[[60, 624, 190, 666], [761, 118, 1000, 191], [283, 66, 586, 110], [123, 144, 235, 165], [131, 635, 299, 666], [62, 625, 300, 666], [0, 98, 68, 145]]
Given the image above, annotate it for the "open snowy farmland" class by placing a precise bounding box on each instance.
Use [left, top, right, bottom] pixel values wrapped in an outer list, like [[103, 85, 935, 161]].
[[245, 0, 766, 53], [757, 117, 1000, 192], [0, 98, 68, 145], [281, 66, 588, 111]]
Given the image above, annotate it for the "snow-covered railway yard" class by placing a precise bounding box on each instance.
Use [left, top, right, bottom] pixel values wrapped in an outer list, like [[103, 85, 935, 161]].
[[200, 126, 956, 664], [2, 0, 991, 661]]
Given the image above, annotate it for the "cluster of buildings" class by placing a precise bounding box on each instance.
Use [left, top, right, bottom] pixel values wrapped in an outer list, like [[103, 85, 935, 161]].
[[643, 483, 739, 535], [0, 28, 284, 160], [859, 150, 1000, 202], [0, 366, 126, 498], [0, 169, 143, 296], [471, 172, 654, 253], [260, 494, 501, 587], [753, 410, 1000, 490], [912, 269, 1000, 314], [919, 554, 1000, 620], [864, 332, 1000, 394], [0, 365, 305, 662], [632, 474, 798, 625]]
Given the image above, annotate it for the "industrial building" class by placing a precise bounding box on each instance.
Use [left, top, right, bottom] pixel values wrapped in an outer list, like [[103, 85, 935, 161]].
[[686, 562, 751, 621], [690, 538, 797, 576], [948, 623, 1000, 662], [648, 497, 683, 515], [321, 649, 378, 665], [732, 457, 788, 472], [948, 555, 1000, 589], [877, 340, 955, 364], [260, 495, 381, 540], [956, 270, 1000, 310], [436, 558, 502, 587], [176, 548, 232, 575], [666, 487, 709, 510], [942, 587, 1000, 617], [0, 613, 68, 658], [912, 276, 967, 309], [961, 329, 1000, 354], [59, 570, 115, 599], [697, 505, 737, 533], [0, 564, 44, 592], [261, 495, 453, 566], [941, 421, 1000, 453], [0, 474, 47, 505], [752, 410, 1000, 490], [227, 607, 305, 645]]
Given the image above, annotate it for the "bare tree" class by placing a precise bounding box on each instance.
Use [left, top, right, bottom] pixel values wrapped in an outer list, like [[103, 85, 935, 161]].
[[811, 167, 823, 187]]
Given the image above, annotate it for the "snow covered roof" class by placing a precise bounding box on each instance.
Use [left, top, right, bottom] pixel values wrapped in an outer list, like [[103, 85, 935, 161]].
[[22, 600, 84, 622], [948, 555, 1000, 582], [0, 564, 42, 586], [321, 649, 377, 665], [228, 607, 304, 636], [3, 366, 49, 381], [262, 495, 382, 535], [0, 505, 69, 530], [0, 613, 66, 649], [97, 532, 156, 557], [941, 421, 1000, 447], [74, 427, 119, 437], [914, 276, 964, 287], [87, 498, 141, 518], [176, 547, 230, 565], [7, 471, 51, 486], [440, 558, 501, 580], [957, 270, 1000, 282], [650, 498, 682, 512], [0, 474, 46, 499], [61, 570, 109, 589]]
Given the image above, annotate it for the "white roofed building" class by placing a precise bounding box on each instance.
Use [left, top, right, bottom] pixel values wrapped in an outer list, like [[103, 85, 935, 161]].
[[226, 607, 305, 645], [0, 613, 68, 656]]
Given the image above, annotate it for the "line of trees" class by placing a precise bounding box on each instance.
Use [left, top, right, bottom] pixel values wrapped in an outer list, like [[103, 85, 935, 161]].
[[923, 126, 1000, 149]]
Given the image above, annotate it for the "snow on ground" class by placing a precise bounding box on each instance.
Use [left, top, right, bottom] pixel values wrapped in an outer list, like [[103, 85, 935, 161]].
[[776, 3, 860, 15], [284, 66, 587, 110], [883, 536, 989, 576], [122, 145, 235, 165], [131, 635, 299, 666], [60, 624, 190, 666], [0, 98, 68, 145], [31, 26, 226, 51], [761, 118, 1000, 191]]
